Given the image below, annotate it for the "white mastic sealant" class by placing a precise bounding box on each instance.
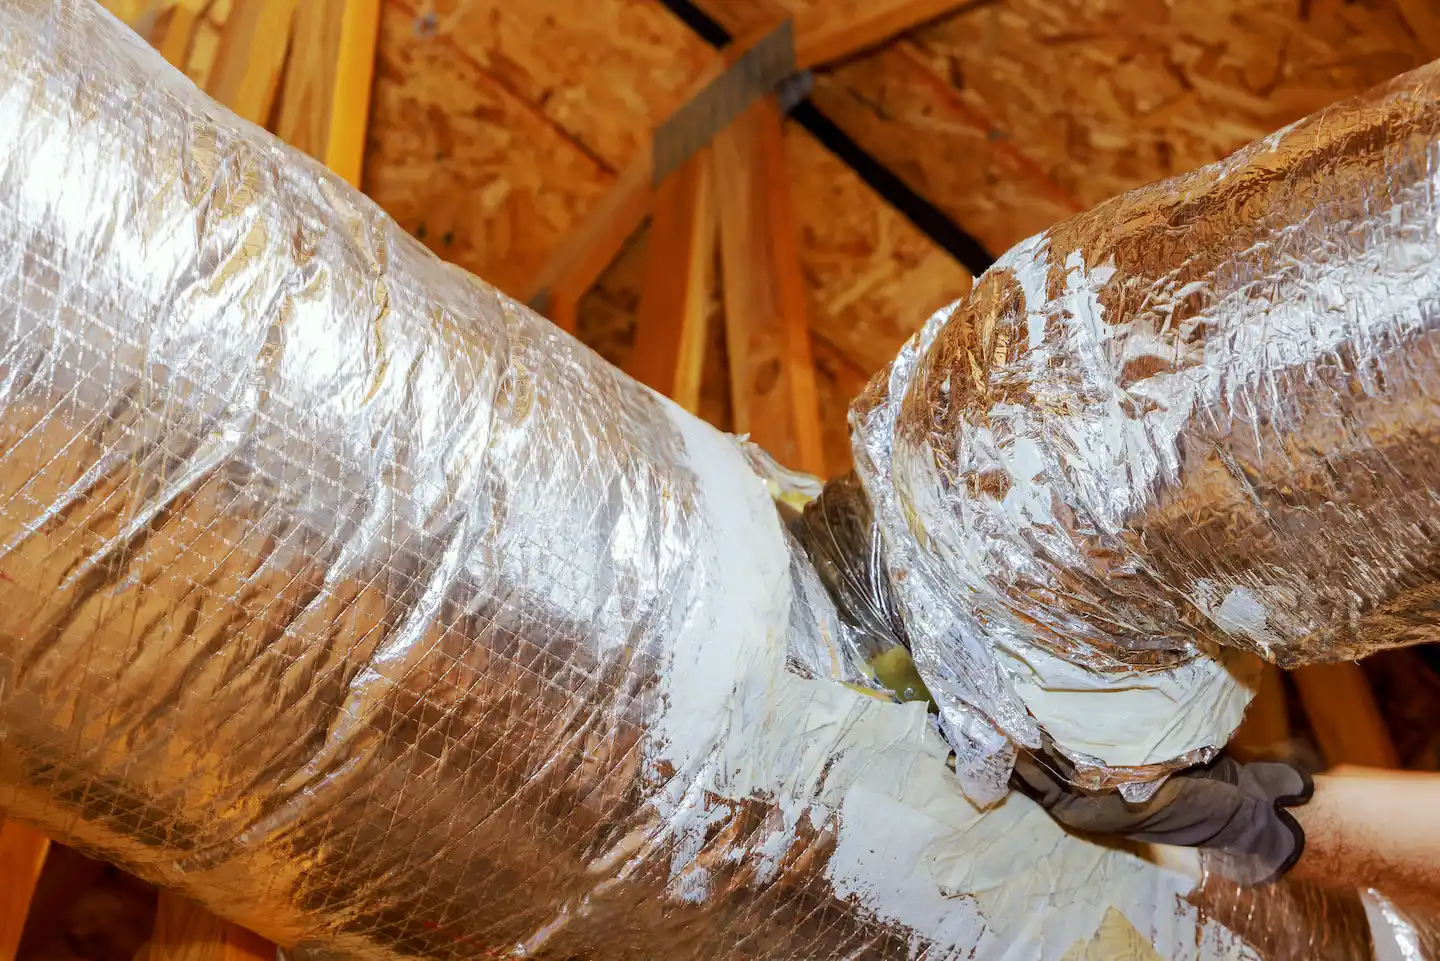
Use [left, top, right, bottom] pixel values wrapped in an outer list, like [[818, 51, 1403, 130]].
[[646, 399, 1259, 959]]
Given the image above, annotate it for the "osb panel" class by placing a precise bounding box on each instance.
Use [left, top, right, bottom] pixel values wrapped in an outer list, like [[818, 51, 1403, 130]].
[[813, 47, 1081, 258], [398, 0, 714, 169], [786, 124, 972, 375], [363, 2, 613, 298], [907, 0, 1431, 211]]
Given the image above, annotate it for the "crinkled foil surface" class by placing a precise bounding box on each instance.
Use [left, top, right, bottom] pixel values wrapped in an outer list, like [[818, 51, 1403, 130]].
[[854, 54, 1440, 797], [0, 2, 1434, 960]]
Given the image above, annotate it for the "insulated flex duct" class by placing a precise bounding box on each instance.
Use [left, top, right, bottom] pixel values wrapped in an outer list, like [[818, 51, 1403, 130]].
[[0, 3, 1432, 961], [852, 55, 1440, 798]]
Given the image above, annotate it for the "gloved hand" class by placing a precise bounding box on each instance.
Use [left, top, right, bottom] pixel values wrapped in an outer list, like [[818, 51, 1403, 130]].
[[1011, 747, 1312, 886]]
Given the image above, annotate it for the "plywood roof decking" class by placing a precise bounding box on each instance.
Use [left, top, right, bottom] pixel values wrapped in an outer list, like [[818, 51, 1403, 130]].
[[906, 0, 1433, 211], [363, 2, 616, 298], [397, 0, 715, 171], [809, 0, 1432, 254]]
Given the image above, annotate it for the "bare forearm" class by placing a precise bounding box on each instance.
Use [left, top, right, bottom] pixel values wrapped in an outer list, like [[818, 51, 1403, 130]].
[[1289, 769, 1440, 912]]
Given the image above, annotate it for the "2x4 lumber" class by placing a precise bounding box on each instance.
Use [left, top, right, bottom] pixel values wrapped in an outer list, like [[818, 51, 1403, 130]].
[[630, 149, 715, 412], [1292, 662, 1399, 769], [0, 818, 50, 960], [713, 97, 825, 476], [1228, 663, 1291, 762], [1394, 0, 1440, 59], [324, 0, 383, 187], [520, 21, 779, 329], [522, 154, 654, 332], [792, 0, 974, 69], [275, 0, 382, 188], [690, 0, 975, 70], [205, 0, 300, 126], [154, 3, 200, 69], [138, 894, 275, 961]]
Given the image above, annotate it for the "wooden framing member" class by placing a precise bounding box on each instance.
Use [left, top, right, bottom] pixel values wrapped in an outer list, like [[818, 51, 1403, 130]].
[[520, 19, 791, 332], [630, 149, 716, 412], [523, 155, 654, 334], [1292, 662, 1399, 769], [0, 818, 50, 960], [276, 0, 383, 188], [137, 893, 276, 961], [792, 0, 981, 69], [206, 0, 301, 126], [713, 97, 825, 476], [152, 2, 202, 69], [690, 0, 982, 70], [1228, 663, 1291, 763]]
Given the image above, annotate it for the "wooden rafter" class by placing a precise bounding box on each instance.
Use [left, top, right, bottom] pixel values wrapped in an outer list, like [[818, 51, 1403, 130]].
[[205, 0, 301, 126], [630, 149, 715, 413], [138, 894, 276, 961], [0, 819, 49, 959], [793, 0, 980, 69], [1292, 663, 1399, 769], [687, 0, 979, 70], [714, 97, 825, 476], [521, 155, 654, 333], [519, 20, 783, 331], [276, 0, 383, 188]]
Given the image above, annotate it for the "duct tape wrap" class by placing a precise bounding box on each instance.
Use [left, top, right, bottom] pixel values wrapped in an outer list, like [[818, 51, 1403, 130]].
[[0, 3, 1434, 960], [852, 54, 1440, 800]]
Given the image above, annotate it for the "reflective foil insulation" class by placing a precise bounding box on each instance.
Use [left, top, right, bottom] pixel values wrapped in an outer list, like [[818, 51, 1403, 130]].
[[0, 2, 1432, 960], [853, 51, 1440, 799]]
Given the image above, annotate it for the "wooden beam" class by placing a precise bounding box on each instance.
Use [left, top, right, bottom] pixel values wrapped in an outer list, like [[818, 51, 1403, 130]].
[[630, 149, 715, 413], [690, 0, 977, 70], [521, 154, 654, 332], [0, 819, 50, 960], [688, 0, 779, 37], [139, 893, 275, 961], [206, 0, 300, 126], [520, 21, 780, 330], [275, 0, 382, 188], [325, 0, 383, 188], [713, 97, 826, 476], [154, 3, 200, 69], [793, 0, 974, 69], [1228, 663, 1291, 762], [1394, 0, 1440, 60], [1292, 662, 1399, 769]]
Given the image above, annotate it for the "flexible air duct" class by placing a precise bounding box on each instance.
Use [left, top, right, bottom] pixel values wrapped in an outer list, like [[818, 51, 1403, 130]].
[[851, 53, 1440, 799], [0, 2, 1431, 960]]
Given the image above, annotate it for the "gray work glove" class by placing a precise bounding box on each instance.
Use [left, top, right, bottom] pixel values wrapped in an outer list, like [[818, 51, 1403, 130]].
[[1011, 748, 1312, 886]]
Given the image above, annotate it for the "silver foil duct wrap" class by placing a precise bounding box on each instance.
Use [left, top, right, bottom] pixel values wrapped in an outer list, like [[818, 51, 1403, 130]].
[[0, 3, 1300, 960], [0, 2, 1434, 960], [854, 55, 1440, 797]]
